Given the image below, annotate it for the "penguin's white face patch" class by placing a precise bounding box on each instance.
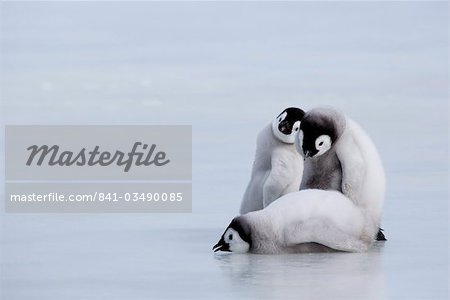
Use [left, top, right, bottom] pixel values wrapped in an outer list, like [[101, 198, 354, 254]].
[[314, 135, 332, 157], [272, 113, 301, 144], [224, 228, 250, 253]]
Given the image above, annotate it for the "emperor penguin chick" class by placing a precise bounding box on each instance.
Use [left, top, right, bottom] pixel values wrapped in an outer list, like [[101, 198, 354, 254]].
[[296, 107, 386, 240], [240, 107, 305, 214], [215, 189, 373, 254]]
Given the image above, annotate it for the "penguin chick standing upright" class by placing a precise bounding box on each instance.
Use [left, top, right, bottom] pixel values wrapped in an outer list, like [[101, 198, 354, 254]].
[[240, 107, 305, 214], [296, 107, 386, 240]]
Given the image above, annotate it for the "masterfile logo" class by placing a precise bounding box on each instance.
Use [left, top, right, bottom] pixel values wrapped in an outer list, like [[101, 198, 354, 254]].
[[6, 125, 191, 180], [5, 125, 192, 213], [26, 142, 171, 172]]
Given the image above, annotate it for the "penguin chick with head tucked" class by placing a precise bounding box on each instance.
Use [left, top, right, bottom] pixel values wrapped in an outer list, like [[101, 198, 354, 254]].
[[240, 107, 305, 214], [296, 107, 386, 241]]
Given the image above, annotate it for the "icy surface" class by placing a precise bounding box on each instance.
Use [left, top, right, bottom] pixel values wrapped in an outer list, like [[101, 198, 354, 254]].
[[0, 2, 448, 299]]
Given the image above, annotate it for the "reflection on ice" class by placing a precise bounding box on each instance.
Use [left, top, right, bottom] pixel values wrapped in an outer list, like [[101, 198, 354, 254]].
[[214, 243, 386, 299]]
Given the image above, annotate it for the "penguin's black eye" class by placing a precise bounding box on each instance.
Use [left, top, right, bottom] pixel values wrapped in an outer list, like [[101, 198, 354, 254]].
[[295, 128, 299, 131], [319, 141, 324, 146], [278, 118, 282, 122], [228, 234, 233, 240]]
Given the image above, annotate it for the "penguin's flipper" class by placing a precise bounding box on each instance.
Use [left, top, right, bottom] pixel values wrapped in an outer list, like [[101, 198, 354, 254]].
[[335, 130, 366, 203], [262, 150, 294, 207]]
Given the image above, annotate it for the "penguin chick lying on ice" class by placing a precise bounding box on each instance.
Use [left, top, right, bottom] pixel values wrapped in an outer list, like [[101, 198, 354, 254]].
[[215, 189, 374, 254]]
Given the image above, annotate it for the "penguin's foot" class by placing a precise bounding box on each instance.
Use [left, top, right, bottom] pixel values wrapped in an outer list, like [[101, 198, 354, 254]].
[[376, 228, 387, 241]]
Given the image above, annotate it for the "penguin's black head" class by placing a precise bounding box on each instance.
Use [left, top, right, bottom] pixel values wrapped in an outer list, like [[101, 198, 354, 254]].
[[299, 112, 339, 158], [213, 217, 252, 253], [272, 107, 305, 144]]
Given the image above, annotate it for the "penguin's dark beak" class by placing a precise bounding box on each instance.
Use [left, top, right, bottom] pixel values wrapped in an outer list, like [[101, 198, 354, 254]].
[[212, 236, 230, 252]]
